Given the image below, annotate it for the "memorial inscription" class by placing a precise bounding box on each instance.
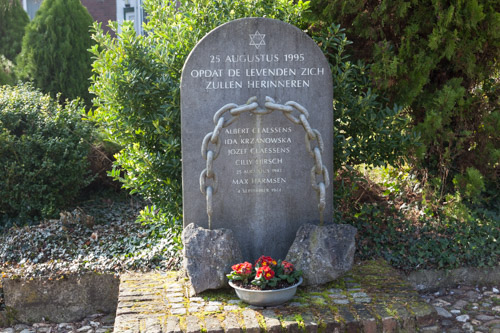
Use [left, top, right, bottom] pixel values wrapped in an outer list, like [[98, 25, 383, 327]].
[[181, 18, 333, 261], [189, 52, 325, 91]]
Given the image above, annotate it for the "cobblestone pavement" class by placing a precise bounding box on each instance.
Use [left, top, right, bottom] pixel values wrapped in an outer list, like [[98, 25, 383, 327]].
[[1, 283, 500, 332], [419, 284, 500, 333], [113, 261, 438, 332]]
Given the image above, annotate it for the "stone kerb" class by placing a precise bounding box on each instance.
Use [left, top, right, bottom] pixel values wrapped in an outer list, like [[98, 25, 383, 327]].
[[2, 273, 119, 324], [181, 17, 333, 262]]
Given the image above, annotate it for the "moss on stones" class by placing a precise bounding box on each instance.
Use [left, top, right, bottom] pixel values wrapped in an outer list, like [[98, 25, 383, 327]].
[[114, 260, 438, 332]]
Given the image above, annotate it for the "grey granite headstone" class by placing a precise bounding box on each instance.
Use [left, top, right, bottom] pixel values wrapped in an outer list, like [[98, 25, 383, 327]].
[[181, 18, 333, 262]]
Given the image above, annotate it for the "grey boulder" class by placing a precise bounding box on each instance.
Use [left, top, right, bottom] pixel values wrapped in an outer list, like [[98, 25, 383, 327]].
[[285, 223, 357, 286], [182, 223, 242, 294]]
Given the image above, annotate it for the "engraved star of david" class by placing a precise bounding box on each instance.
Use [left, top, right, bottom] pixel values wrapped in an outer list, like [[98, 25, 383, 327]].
[[249, 30, 266, 49]]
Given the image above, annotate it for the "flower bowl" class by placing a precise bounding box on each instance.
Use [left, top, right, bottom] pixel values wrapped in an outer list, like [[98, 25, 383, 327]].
[[229, 277, 303, 307]]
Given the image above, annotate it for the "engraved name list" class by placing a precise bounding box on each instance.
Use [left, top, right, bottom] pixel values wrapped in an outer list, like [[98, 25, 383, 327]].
[[224, 125, 292, 194]]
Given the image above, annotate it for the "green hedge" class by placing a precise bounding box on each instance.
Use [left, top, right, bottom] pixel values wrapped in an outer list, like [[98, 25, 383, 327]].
[[312, 24, 415, 170], [0, 84, 94, 225]]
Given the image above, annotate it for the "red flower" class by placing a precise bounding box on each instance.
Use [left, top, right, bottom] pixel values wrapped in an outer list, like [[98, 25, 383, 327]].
[[232, 262, 253, 275], [282, 260, 294, 274], [256, 266, 275, 280], [256, 255, 277, 267], [240, 262, 253, 275]]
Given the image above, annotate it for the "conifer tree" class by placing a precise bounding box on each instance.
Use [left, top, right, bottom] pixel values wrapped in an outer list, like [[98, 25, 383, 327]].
[[17, 0, 94, 105], [0, 0, 29, 62], [311, 0, 500, 201]]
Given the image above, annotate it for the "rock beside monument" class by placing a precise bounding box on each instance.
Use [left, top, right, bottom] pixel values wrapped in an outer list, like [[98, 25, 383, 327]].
[[285, 223, 357, 286], [182, 223, 243, 294]]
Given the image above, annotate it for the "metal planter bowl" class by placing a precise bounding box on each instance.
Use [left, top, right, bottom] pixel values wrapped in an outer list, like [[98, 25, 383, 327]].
[[228, 277, 303, 307]]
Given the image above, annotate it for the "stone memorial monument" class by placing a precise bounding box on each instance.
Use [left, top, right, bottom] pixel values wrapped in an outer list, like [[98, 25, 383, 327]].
[[181, 18, 334, 264]]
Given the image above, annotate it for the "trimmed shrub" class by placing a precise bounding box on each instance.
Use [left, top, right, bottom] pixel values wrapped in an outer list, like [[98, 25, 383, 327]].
[[0, 84, 94, 224], [16, 0, 94, 105], [0, 0, 29, 62]]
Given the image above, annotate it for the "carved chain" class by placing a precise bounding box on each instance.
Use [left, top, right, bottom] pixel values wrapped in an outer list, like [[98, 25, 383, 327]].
[[200, 96, 330, 229]]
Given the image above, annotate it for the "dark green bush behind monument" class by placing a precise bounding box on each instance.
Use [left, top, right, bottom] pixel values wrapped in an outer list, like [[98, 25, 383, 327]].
[[310, 0, 500, 204], [16, 0, 94, 106]]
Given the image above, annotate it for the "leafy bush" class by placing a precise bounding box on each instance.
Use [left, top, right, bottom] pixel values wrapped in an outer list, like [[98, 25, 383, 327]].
[[336, 167, 499, 270], [16, 0, 94, 105], [346, 204, 500, 271], [0, 84, 94, 225], [90, 0, 311, 227], [310, 0, 500, 206], [0, 0, 29, 62], [312, 24, 416, 171]]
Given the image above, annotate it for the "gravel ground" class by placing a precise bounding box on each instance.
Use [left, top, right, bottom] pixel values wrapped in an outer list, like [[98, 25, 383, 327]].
[[421, 284, 500, 332], [0, 313, 115, 333]]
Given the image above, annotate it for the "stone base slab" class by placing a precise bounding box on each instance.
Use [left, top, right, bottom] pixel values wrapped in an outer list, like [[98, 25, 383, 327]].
[[115, 260, 438, 332]]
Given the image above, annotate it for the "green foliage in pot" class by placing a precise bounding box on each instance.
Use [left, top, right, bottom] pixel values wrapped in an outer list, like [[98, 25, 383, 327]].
[[16, 0, 94, 105], [227, 256, 302, 290], [0, 84, 94, 226]]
